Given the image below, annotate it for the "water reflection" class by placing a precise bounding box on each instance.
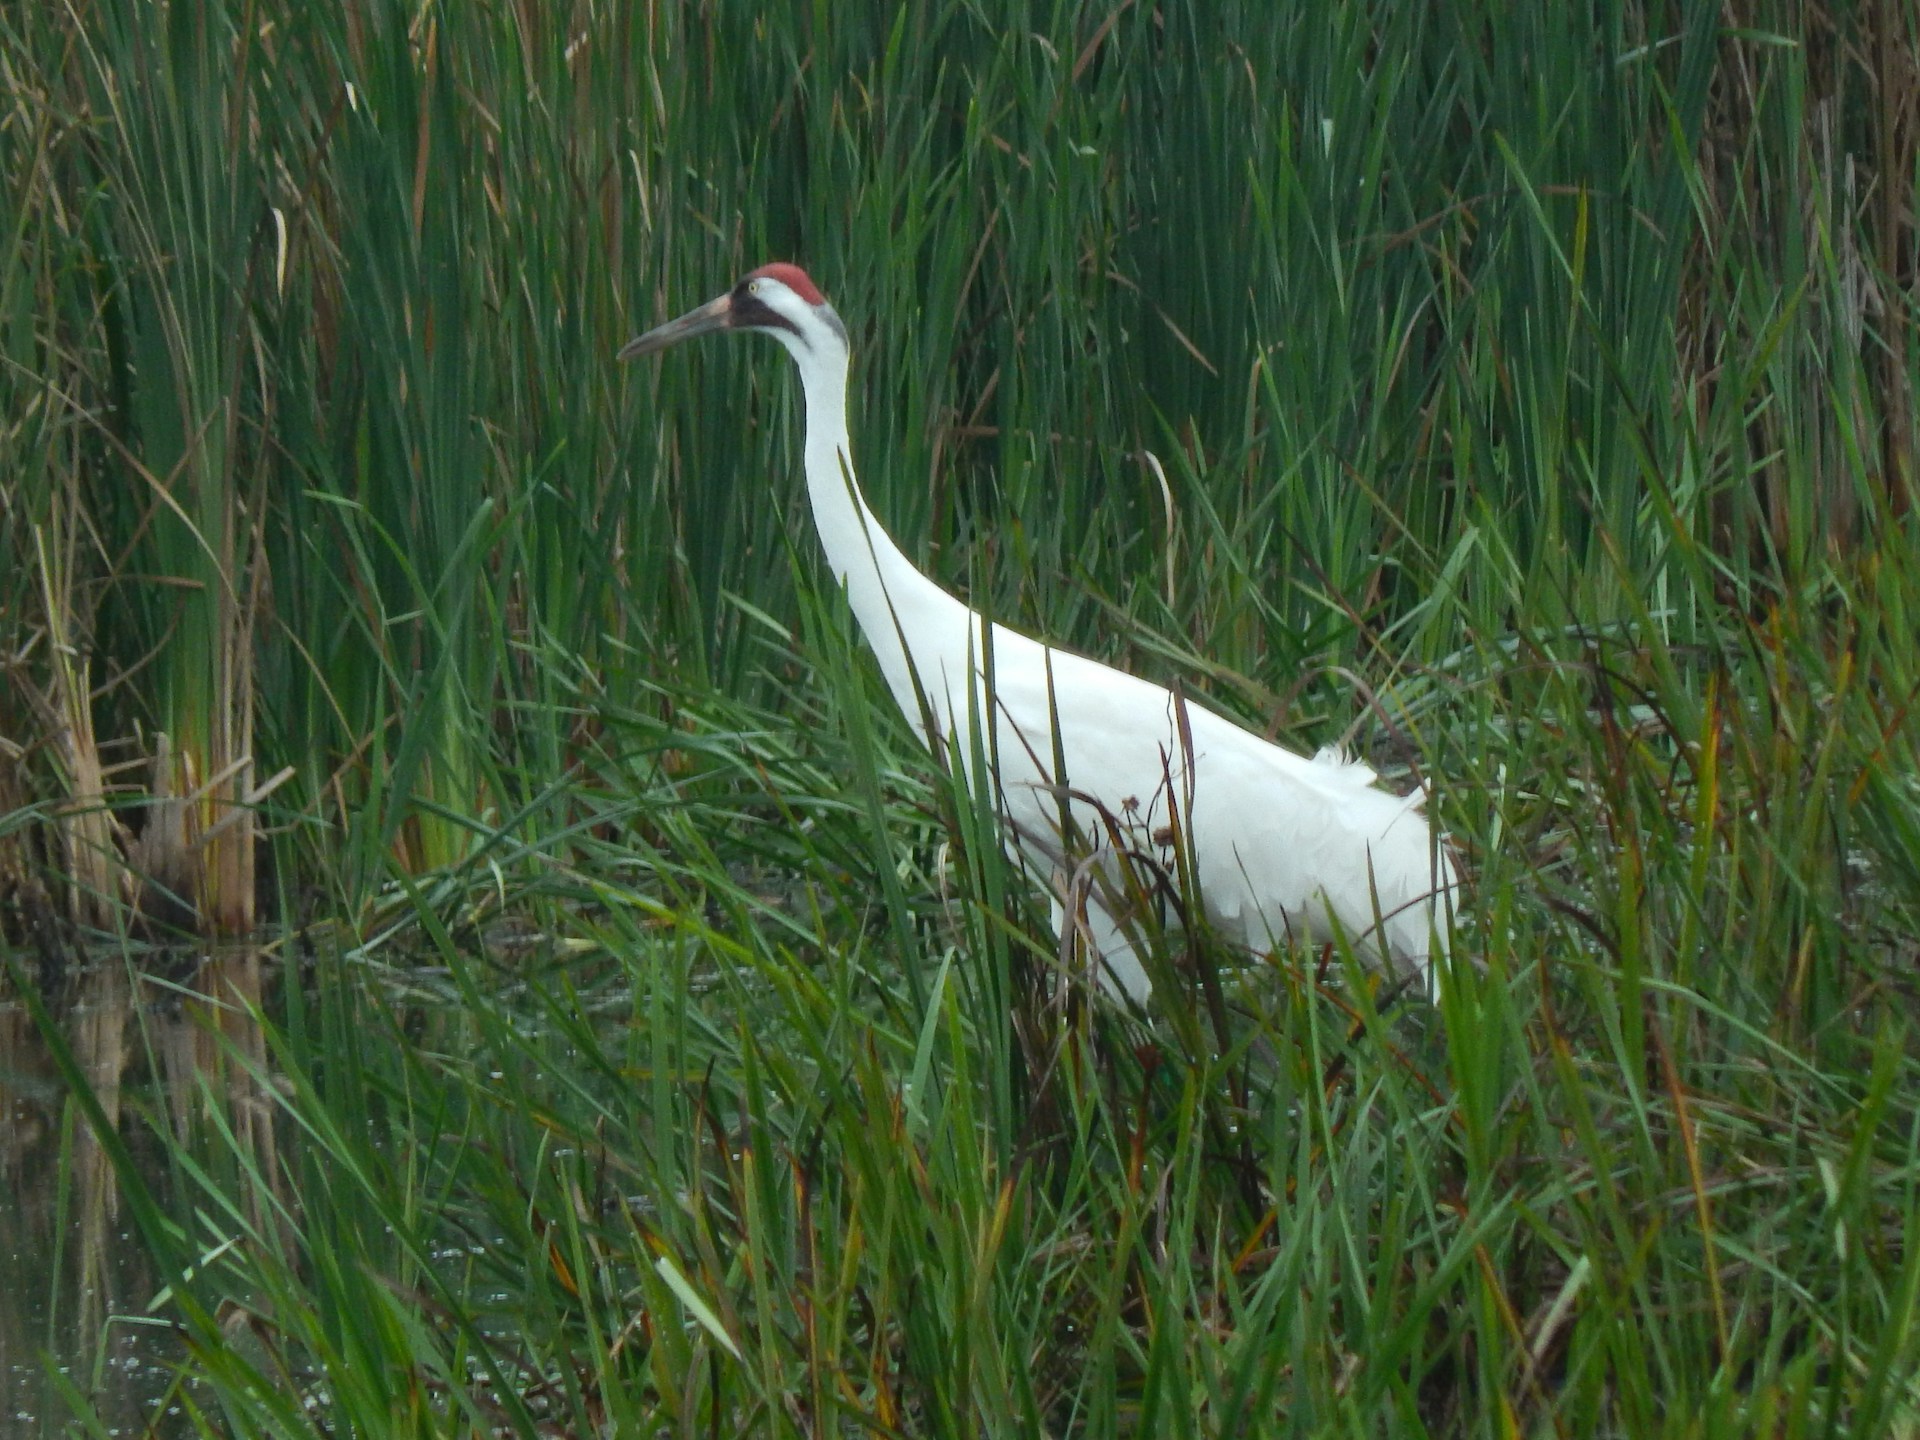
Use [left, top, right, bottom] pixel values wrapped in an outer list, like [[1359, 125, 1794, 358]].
[[1, 946, 277, 1436]]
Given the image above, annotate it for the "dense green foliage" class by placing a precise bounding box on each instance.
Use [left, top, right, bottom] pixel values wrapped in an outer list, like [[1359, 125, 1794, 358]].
[[4, 0, 1919, 1434]]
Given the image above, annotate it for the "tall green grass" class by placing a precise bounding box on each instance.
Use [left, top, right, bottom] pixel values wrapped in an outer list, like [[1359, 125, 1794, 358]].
[[4, 0, 1919, 1435]]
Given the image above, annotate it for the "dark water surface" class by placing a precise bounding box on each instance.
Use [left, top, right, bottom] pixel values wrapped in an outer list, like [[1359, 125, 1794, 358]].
[[2, 949, 276, 1437]]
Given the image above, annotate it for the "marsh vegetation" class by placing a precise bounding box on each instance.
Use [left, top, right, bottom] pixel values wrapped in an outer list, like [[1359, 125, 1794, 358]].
[[3, 2, 1919, 1435]]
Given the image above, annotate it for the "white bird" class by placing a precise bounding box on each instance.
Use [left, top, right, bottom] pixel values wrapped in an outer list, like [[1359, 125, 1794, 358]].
[[620, 263, 1456, 1003]]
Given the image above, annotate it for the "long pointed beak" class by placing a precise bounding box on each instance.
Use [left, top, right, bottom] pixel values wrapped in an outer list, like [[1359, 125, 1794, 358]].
[[617, 293, 732, 361]]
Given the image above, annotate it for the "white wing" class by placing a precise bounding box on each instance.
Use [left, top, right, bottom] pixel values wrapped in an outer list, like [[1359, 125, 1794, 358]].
[[895, 609, 1454, 993]]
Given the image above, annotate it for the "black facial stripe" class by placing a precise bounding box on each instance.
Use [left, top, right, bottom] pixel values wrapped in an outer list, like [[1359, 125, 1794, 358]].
[[730, 290, 805, 341]]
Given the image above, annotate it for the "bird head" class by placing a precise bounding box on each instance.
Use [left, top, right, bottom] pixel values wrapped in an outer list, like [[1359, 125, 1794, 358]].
[[618, 263, 848, 364]]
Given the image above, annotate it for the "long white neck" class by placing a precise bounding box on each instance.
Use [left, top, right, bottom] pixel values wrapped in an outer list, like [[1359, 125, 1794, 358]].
[[785, 337, 972, 726]]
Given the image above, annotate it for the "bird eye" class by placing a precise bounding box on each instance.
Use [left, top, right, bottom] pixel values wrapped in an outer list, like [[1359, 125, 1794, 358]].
[[747, 280, 760, 294]]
